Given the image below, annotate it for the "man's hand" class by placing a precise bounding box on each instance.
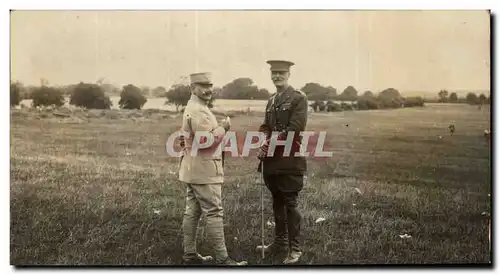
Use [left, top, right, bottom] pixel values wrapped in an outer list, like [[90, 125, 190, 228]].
[[257, 147, 267, 160], [257, 139, 270, 160], [220, 116, 231, 131], [257, 124, 270, 160]]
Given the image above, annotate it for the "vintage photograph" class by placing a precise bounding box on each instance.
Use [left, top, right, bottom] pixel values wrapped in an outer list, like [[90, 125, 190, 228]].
[[10, 10, 491, 266]]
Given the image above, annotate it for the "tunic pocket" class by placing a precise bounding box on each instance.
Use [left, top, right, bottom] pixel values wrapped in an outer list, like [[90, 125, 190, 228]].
[[278, 103, 292, 125]]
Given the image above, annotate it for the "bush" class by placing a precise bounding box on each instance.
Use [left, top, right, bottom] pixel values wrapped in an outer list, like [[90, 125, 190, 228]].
[[310, 100, 324, 112], [357, 98, 380, 110], [326, 101, 342, 112], [378, 97, 403, 109], [119, 84, 147, 109], [165, 84, 191, 112], [340, 102, 354, 111], [403, 97, 425, 107], [31, 86, 65, 107], [10, 82, 21, 107], [70, 82, 112, 109], [20, 86, 35, 100]]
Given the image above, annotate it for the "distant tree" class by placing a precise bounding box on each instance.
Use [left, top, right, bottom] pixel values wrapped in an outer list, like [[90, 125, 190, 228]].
[[479, 93, 487, 105], [165, 84, 191, 112], [32, 85, 65, 107], [378, 88, 402, 108], [340, 102, 354, 111], [403, 97, 425, 107], [326, 86, 337, 100], [487, 95, 491, 104], [310, 100, 324, 112], [362, 90, 375, 98], [10, 82, 21, 107], [325, 100, 342, 112], [152, 86, 167, 97], [318, 101, 326, 111], [466, 92, 479, 105], [119, 84, 148, 109], [449, 92, 458, 103], [59, 84, 77, 97], [438, 89, 449, 103], [357, 98, 380, 110], [379, 88, 401, 100], [219, 78, 269, 100], [70, 82, 112, 109], [301, 83, 336, 101], [257, 88, 270, 99], [339, 86, 358, 102]]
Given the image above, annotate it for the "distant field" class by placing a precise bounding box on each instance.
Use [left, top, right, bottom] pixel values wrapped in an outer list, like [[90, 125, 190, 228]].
[[19, 97, 270, 112], [10, 103, 491, 265], [19, 96, 358, 112]]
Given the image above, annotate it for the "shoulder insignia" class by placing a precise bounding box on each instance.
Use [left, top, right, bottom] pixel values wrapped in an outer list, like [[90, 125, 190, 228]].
[[295, 90, 307, 97]]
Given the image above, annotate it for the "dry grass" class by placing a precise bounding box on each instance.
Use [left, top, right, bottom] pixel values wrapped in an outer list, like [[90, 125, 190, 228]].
[[10, 103, 491, 265]]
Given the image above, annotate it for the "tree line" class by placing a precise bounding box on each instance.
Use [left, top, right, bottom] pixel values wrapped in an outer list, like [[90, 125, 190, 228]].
[[10, 78, 490, 112], [432, 89, 490, 105], [10, 81, 148, 110]]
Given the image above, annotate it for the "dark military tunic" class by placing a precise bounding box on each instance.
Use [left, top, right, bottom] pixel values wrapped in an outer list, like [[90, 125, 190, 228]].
[[258, 85, 308, 191], [257, 85, 308, 252]]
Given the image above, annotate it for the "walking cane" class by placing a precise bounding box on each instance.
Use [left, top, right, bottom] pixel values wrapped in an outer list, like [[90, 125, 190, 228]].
[[257, 124, 270, 261], [260, 160, 265, 260]]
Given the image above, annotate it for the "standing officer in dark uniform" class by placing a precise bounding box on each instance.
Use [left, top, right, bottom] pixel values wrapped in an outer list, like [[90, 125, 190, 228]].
[[256, 60, 308, 264]]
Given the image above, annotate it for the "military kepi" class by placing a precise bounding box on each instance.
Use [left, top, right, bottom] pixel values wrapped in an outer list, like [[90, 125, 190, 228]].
[[266, 60, 295, 72], [190, 72, 213, 84]]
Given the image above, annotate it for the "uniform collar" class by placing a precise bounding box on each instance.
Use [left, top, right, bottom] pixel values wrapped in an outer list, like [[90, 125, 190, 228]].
[[274, 85, 294, 105], [276, 85, 295, 96]]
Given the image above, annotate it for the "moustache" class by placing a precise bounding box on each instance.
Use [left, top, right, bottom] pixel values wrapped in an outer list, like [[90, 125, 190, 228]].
[[272, 78, 284, 81]]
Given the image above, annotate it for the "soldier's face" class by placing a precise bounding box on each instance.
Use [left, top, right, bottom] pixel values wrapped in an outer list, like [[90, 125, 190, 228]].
[[271, 71, 289, 87], [192, 83, 213, 101]]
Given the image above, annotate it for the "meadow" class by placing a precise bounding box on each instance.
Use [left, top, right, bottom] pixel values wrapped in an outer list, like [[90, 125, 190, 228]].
[[10, 102, 491, 265]]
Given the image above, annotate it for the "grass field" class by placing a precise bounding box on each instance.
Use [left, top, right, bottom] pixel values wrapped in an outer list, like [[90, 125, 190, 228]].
[[10, 103, 491, 265]]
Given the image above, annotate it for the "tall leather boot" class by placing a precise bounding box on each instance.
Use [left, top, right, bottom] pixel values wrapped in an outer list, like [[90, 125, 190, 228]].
[[256, 197, 288, 254], [283, 196, 302, 264]]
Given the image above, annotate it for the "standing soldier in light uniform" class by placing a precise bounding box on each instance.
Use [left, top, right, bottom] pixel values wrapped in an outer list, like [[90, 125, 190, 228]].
[[256, 60, 308, 264], [178, 72, 247, 266]]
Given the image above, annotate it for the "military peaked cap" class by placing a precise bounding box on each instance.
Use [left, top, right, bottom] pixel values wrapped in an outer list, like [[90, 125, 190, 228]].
[[266, 60, 295, 72]]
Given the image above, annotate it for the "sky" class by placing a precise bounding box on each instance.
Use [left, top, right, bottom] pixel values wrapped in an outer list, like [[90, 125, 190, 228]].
[[10, 10, 490, 94]]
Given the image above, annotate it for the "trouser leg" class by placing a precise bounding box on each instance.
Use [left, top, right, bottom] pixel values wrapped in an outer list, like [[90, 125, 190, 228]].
[[265, 174, 288, 246], [191, 183, 229, 262], [283, 191, 301, 252], [182, 183, 203, 261], [271, 190, 289, 246]]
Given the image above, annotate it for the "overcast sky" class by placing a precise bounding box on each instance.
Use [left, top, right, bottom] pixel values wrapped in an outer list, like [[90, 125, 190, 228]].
[[10, 10, 490, 94]]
